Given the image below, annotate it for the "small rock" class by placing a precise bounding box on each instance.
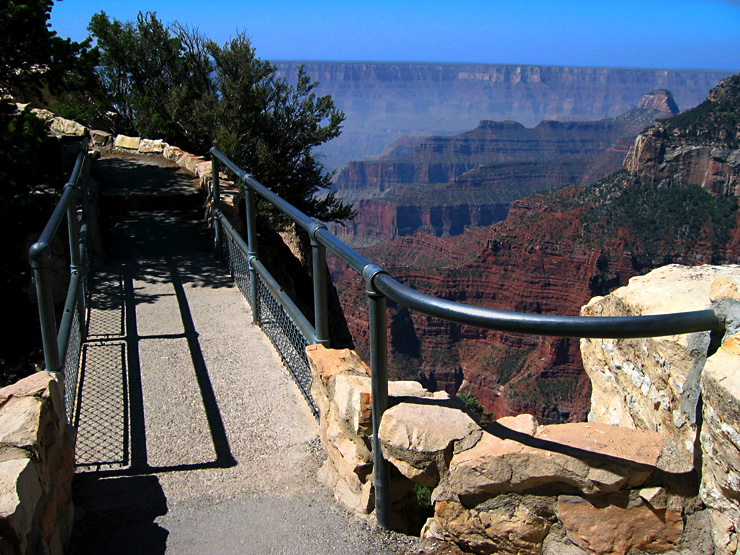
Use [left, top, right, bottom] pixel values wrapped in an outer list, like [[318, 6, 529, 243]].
[[113, 135, 141, 150]]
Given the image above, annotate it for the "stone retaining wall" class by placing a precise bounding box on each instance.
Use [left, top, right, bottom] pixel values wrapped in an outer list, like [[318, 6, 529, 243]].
[[581, 264, 740, 555], [0, 373, 75, 554], [87, 128, 243, 236], [309, 264, 740, 555]]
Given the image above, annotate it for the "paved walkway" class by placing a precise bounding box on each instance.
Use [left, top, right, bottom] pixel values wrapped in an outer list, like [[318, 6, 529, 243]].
[[69, 155, 425, 554]]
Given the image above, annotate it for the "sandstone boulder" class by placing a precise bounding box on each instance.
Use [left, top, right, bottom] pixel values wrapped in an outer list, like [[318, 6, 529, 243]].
[[49, 117, 87, 137], [556, 493, 682, 555], [307, 345, 370, 384], [701, 331, 740, 553], [113, 134, 141, 150], [163, 144, 186, 161], [0, 373, 74, 555], [580, 265, 740, 462], [433, 496, 552, 555], [89, 130, 112, 148], [443, 422, 678, 502], [380, 402, 482, 487], [138, 138, 165, 154], [176, 152, 206, 174]]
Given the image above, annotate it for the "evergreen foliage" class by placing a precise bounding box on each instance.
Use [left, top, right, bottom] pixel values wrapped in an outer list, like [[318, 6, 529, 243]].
[[0, 0, 96, 103], [574, 171, 738, 266], [660, 73, 740, 149], [61, 11, 354, 224], [0, 0, 95, 250], [0, 1, 95, 385]]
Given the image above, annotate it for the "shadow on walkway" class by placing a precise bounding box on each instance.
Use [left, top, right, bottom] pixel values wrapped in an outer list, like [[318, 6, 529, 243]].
[[70, 209, 237, 554]]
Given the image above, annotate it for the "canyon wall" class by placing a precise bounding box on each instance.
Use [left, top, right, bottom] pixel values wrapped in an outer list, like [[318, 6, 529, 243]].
[[332, 91, 679, 244], [329, 75, 740, 424], [625, 74, 740, 196], [276, 62, 734, 169]]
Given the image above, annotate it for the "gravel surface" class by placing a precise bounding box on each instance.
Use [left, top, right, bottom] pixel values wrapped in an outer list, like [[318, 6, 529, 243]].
[[70, 155, 430, 553]]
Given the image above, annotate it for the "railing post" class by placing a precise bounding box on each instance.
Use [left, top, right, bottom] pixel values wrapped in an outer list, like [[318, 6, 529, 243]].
[[363, 264, 391, 529], [211, 158, 221, 251], [245, 187, 260, 324], [29, 241, 61, 373], [77, 222, 88, 332], [66, 186, 86, 338], [311, 225, 330, 346]]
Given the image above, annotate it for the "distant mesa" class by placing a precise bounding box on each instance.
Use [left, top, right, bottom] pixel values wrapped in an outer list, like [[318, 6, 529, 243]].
[[276, 61, 733, 169], [636, 89, 680, 114]]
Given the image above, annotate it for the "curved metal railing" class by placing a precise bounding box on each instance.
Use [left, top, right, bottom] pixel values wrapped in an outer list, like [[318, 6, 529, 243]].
[[209, 146, 723, 528], [28, 138, 91, 424]]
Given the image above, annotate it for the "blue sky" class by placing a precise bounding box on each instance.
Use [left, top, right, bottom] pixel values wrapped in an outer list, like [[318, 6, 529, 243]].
[[50, 0, 740, 70]]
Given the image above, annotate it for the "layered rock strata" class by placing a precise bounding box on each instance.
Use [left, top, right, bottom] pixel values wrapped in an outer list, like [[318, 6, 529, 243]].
[[333, 91, 679, 244], [277, 62, 731, 169], [624, 127, 740, 196]]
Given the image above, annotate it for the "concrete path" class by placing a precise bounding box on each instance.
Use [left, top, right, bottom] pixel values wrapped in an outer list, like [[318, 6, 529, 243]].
[[69, 155, 426, 554]]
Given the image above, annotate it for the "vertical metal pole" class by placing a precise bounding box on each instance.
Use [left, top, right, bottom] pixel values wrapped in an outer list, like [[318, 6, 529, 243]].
[[211, 159, 221, 251], [364, 265, 391, 529], [29, 243, 61, 372], [66, 194, 80, 269], [66, 194, 85, 338], [245, 187, 260, 324], [311, 236, 330, 346], [77, 222, 88, 334]]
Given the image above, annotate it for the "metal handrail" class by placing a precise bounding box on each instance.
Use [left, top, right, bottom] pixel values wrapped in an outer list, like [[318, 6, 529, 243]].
[[28, 138, 90, 423], [209, 146, 724, 528]]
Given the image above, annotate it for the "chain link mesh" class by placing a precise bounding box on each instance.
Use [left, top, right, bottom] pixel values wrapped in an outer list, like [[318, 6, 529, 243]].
[[220, 224, 251, 301], [257, 280, 316, 416], [60, 214, 91, 425], [62, 307, 82, 423], [219, 223, 317, 416], [74, 342, 128, 471]]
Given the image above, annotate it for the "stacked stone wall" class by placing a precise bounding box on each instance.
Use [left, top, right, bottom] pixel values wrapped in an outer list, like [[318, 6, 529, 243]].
[[0, 373, 75, 554], [582, 265, 740, 555], [309, 264, 740, 555]]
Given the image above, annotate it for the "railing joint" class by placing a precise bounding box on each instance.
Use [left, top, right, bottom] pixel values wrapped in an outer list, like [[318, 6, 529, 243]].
[[28, 240, 52, 268], [362, 263, 387, 296], [309, 221, 328, 242]]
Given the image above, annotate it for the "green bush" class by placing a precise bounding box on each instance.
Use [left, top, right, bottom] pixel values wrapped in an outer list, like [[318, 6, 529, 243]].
[[60, 11, 354, 225]]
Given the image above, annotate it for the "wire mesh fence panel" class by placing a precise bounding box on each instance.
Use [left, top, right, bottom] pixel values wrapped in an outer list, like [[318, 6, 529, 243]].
[[220, 226, 252, 308], [258, 278, 317, 416], [74, 342, 129, 471], [219, 224, 317, 416], [62, 308, 83, 423], [85, 272, 124, 339]]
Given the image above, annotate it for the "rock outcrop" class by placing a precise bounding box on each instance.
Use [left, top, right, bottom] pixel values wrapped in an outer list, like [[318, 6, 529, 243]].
[[624, 74, 740, 196], [580, 265, 740, 462], [0, 372, 75, 555], [624, 127, 740, 196], [581, 265, 740, 555]]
